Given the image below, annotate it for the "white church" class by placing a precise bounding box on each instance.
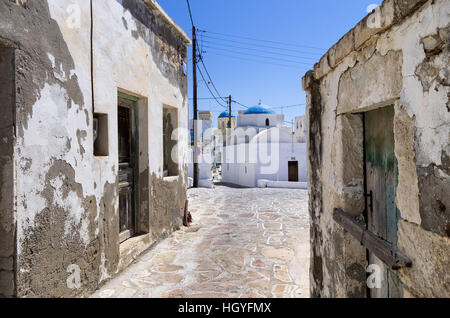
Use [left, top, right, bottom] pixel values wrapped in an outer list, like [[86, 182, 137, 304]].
[[221, 104, 307, 188]]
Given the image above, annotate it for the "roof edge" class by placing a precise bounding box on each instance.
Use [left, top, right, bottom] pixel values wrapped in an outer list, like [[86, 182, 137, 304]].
[[143, 0, 192, 45], [302, 0, 429, 87]]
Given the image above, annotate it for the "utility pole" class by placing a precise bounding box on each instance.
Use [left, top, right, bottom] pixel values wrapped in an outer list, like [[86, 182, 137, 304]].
[[228, 95, 232, 128], [192, 26, 199, 188], [226, 95, 232, 148]]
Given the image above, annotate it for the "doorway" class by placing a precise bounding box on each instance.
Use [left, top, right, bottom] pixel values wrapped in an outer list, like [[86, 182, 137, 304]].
[[118, 95, 138, 243], [364, 106, 403, 298], [288, 161, 299, 182]]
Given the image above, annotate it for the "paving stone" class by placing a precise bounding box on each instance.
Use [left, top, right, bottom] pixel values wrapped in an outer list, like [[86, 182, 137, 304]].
[[151, 252, 177, 264], [92, 185, 309, 299], [267, 236, 284, 246], [248, 278, 270, 290], [271, 284, 300, 298], [196, 272, 222, 283], [129, 278, 157, 288], [161, 289, 186, 298], [211, 249, 246, 273], [262, 247, 295, 262], [135, 269, 152, 278], [188, 281, 240, 293], [262, 222, 283, 230], [117, 287, 137, 298], [259, 213, 282, 221], [151, 264, 184, 273], [157, 273, 184, 284], [251, 259, 267, 269], [238, 213, 255, 217], [263, 231, 284, 237], [97, 289, 116, 298], [273, 264, 293, 283], [195, 261, 220, 272], [240, 288, 267, 298], [187, 293, 229, 298]]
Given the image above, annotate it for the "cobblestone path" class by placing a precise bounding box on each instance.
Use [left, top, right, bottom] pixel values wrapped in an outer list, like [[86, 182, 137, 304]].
[[92, 184, 310, 298]]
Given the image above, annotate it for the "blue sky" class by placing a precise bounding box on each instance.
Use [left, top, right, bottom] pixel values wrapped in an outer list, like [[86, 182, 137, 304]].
[[157, 0, 382, 127]]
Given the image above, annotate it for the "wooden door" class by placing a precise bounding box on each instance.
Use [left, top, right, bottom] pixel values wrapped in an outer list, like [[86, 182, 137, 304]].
[[288, 161, 299, 182], [118, 98, 137, 243], [364, 106, 403, 298]]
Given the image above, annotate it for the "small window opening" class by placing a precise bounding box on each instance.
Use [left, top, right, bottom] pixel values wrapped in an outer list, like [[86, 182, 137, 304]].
[[163, 106, 179, 177], [266, 118, 270, 126], [94, 113, 109, 156]]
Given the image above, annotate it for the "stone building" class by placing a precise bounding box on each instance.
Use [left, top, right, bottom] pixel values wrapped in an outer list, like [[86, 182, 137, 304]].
[[303, 0, 449, 297], [0, 0, 190, 297]]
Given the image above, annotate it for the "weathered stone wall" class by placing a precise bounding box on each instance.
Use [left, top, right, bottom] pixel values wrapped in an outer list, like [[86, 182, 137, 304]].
[[0, 0, 189, 297], [303, 0, 449, 298]]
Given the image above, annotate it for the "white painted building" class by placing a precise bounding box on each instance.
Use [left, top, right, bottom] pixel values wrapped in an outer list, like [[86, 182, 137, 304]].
[[188, 118, 214, 188], [221, 105, 307, 188], [295, 116, 307, 143]]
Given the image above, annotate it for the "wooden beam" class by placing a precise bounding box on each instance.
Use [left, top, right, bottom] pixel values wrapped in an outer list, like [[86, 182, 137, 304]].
[[333, 208, 412, 270]]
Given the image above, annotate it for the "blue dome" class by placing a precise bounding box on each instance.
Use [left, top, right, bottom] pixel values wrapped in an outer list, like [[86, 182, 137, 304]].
[[218, 111, 236, 118], [244, 105, 275, 115]]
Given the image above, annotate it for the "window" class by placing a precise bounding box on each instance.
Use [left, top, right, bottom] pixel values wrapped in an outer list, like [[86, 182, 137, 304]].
[[163, 106, 178, 177], [93, 113, 109, 156], [266, 118, 270, 126]]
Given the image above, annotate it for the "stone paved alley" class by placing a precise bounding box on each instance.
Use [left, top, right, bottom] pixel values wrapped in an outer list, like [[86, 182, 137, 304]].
[[92, 184, 310, 298]]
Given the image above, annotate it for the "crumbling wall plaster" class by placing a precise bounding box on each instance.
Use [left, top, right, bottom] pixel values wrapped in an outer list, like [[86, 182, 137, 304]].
[[304, 0, 449, 298], [93, 0, 189, 252], [0, 0, 189, 297]]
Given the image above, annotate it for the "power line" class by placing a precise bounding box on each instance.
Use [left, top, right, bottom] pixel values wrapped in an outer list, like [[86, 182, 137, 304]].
[[203, 52, 310, 70], [200, 42, 318, 61], [189, 97, 229, 100], [186, 0, 194, 26], [270, 103, 306, 109], [197, 47, 228, 102], [201, 30, 325, 51], [197, 65, 227, 108], [203, 46, 313, 66], [232, 99, 249, 109], [200, 34, 323, 56]]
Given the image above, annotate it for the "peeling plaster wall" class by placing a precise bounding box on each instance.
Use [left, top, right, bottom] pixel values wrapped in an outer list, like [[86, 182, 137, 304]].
[[0, 0, 189, 297], [303, 0, 449, 298]]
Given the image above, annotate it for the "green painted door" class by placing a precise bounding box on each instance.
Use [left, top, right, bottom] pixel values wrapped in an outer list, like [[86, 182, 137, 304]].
[[118, 94, 138, 243], [364, 106, 403, 298]]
